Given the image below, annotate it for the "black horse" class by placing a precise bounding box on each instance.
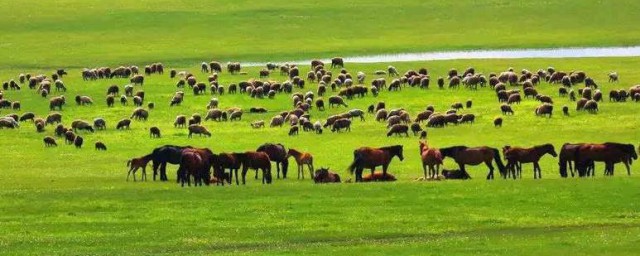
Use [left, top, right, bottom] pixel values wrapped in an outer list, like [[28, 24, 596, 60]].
[[151, 145, 193, 181], [257, 143, 289, 179]]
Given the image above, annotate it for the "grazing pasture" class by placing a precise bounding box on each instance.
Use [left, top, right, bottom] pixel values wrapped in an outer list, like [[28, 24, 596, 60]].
[[0, 57, 639, 254]]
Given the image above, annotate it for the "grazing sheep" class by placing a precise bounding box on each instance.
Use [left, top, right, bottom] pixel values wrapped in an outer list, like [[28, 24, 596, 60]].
[[593, 90, 603, 102], [331, 57, 344, 68], [288, 126, 299, 136], [386, 115, 401, 128], [116, 119, 132, 129], [443, 114, 460, 125], [608, 72, 619, 83], [251, 120, 265, 129], [466, 100, 472, 109], [576, 98, 588, 110], [387, 124, 409, 137], [499, 104, 514, 115], [188, 124, 211, 138], [71, 120, 95, 133], [387, 66, 399, 77], [93, 118, 106, 130], [149, 127, 161, 138], [507, 93, 521, 105], [414, 110, 433, 123], [419, 131, 428, 140], [75, 95, 93, 105], [19, 112, 35, 122], [0, 117, 19, 129], [535, 103, 553, 118], [74, 136, 84, 149], [64, 130, 76, 144], [410, 123, 423, 135], [562, 105, 569, 116], [331, 118, 351, 132], [427, 114, 445, 128], [43, 136, 57, 147], [524, 87, 538, 98], [451, 102, 463, 110], [35, 119, 45, 132], [493, 117, 503, 127], [46, 113, 62, 125], [130, 75, 144, 86], [328, 96, 347, 108], [106, 95, 115, 107], [95, 141, 107, 151], [49, 96, 66, 111], [229, 110, 243, 121], [458, 114, 475, 124], [130, 108, 149, 121], [584, 100, 598, 113], [174, 115, 187, 128], [205, 109, 225, 121], [270, 115, 284, 127]]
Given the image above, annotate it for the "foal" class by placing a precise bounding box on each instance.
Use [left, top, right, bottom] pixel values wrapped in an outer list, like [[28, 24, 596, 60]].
[[419, 140, 443, 179], [127, 154, 153, 181], [287, 148, 314, 179]]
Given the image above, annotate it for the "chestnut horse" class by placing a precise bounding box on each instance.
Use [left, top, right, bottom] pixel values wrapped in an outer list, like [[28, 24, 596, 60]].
[[558, 143, 594, 177], [419, 140, 443, 179], [575, 142, 637, 176], [439, 146, 505, 180], [126, 154, 153, 181], [502, 144, 557, 179], [313, 167, 341, 183], [287, 148, 314, 179], [233, 151, 273, 185], [348, 145, 404, 182], [257, 143, 289, 179]]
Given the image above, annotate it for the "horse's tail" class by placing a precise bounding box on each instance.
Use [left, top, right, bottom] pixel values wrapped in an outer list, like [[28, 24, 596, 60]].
[[126, 160, 131, 167], [347, 151, 361, 175], [492, 148, 506, 174]]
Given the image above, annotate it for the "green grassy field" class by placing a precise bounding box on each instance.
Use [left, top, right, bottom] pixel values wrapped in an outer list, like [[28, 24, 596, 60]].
[[2, 0, 640, 254], [1, 0, 640, 68], [0, 57, 639, 255]]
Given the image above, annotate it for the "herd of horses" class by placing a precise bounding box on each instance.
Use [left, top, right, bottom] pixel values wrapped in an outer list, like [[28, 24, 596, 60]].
[[127, 141, 638, 186]]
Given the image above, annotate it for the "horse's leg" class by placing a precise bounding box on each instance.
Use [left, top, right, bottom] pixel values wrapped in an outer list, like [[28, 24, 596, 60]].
[[624, 160, 631, 176], [152, 161, 159, 181], [309, 163, 314, 180], [422, 163, 427, 179], [485, 161, 494, 180], [568, 161, 575, 177], [234, 169, 239, 185], [382, 164, 389, 178], [241, 167, 247, 185], [127, 167, 133, 181], [533, 162, 539, 179], [161, 162, 168, 181]]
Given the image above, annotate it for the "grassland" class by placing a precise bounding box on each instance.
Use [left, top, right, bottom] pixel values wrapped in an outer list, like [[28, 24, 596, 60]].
[[0, 57, 639, 255], [1, 0, 640, 254], [1, 0, 640, 68]]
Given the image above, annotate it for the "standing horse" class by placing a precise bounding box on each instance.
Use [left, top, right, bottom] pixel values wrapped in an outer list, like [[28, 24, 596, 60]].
[[179, 149, 210, 187], [126, 154, 153, 181], [257, 143, 289, 179], [347, 145, 404, 182], [439, 146, 505, 180], [150, 145, 192, 181], [212, 153, 242, 185], [575, 143, 638, 176], [419, 141, 443, 179], [502, 144, 557, 179], [287, 148, 314, 179], [558, 143, 594, 177], [234, 152, 273, 185]]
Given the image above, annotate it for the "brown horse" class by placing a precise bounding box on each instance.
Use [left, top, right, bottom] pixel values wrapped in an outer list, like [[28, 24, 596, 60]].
[[575, 142, 637, 176], [233, 151, 273, 184], [558, 143, 594, 177], [439, 146, 506, 180], [126, 154, 153, 181], [419, 140, 443, 179], [212, 153, 242, 185], [179, 149, 210, 187], [287, 148, 314, 179], [257, 143, 289, 179], [348, 145, 404, 182], [313, 167, 341, 183], [502, 144, 557, 179]]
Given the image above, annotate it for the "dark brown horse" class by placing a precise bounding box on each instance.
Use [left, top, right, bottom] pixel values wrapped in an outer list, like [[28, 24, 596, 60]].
[[257, 143, 289, 179], [233, 151, 273, 185], [439, 146, 506, 180], [212, 153, 242, 185], [313, 167, 341, 183], [558, 143, 594, 177], [575, 142, 637, 176], [347, 145, 404, 182], [178, 149, 211, 187], [502, 144, 557, 179]]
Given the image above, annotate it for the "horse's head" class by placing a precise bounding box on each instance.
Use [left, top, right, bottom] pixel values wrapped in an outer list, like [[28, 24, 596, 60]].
[[396, 145, 404, 161], [546, 144, 558, 157]]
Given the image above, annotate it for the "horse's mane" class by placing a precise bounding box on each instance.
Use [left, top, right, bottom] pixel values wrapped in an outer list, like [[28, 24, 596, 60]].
[[378, 145, 403, 151]]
